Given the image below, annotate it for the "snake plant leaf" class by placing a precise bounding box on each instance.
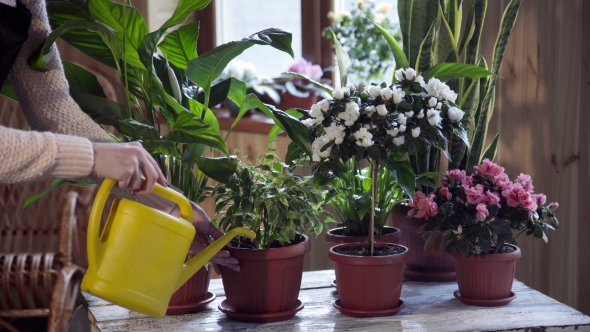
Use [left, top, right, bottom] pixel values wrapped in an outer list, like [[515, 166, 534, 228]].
[[481, 132, 500, 162], [0, 81, 17, 101], [370, 19, 408, 77], [421, 62, 491, 82], [28, 20, 122, 72], [387, 159, 416, 199], [326, 28, 351, 88], [468, 0, 521, 171], [166, 112, 228, 155], [466, 0, 487, 65], [282, 72, 334, 95], [435, 4, 459, 64], [196, 156, 239, 184], [398, 0, 438, 69], [445, 0, 462, 39], [458, 0, 476, 57], [158, 22, 200, 71], [415, 20, 437, 73]]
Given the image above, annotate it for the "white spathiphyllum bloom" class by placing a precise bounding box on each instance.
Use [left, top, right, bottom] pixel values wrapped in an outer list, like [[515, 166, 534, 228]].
[[411, 127, 421, 138], [365, 105, 376, 116], [338, 101, 360, 126], [332, 88, 344, 100], [397, 113, 407, 125], [387, 128, 399, 137], [353, 127, 374, 147], [325, 122, 346, 144], [376, 104, 388, 116], [425, 78, 458, 103], [399, 125, 407, 132], [405, 111, 414, 118], [311, 135, 331, 161], [368, 85, 381, 98], [427, 109, 442, 126], [393, 135, 405, 146], [392, 87, 405, 104], [428, 97, 438, 108], [380, 87, 393, 101], [309, 103, 323, 118], [318, 99, 330, 112], [447, 106, 465, 122], [417, 110, 424, 118]]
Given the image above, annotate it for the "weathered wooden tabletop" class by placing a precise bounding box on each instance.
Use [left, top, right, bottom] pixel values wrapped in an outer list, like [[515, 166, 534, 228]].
[[84, 270, 590, 332]]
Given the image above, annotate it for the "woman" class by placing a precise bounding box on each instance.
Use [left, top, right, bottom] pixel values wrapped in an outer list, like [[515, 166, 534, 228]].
[[0, 0, 239, 272]]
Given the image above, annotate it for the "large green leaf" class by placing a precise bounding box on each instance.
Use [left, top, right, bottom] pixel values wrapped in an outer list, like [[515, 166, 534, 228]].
[[371, 19, 409, 76], [47, 0, 93, 26], [62, 61, 107, 98], [195, 77, 246, 108], [196, 156, 238, 184], [421, 63, 491, 82], [435, 4, 458, 64], [166, 112, 228, 155], [283, 72, 334, 95], [415, 20, 436, 73], [457, 0, 476, 57], [481, 132, 500, 162], [267, 108, 306, 146], [326, 28, 351, 88], [28, 20, 122, 72], [158, 21, 200, 70], [466, 0, 487, 65], [445, 0, 462, 39], [161, 0, 211, 29], [187, 99, 219, 132], [388, 159, 416, 199], [0, 81, 17, 101], [398, 0, 439, 69]]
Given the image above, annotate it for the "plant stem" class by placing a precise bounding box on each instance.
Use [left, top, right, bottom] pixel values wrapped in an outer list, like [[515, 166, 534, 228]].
[[514, 229, 526, 239], [370, 159, 378, 256]]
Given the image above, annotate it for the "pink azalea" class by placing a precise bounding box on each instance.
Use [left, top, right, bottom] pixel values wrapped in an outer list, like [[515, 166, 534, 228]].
[[475, 158, 505, 177], [439, 187, 452, 200], [493, 173, 513, 191], [532, 193, 547, 205], [288, 58, 323, 81], [465, 184, 486, 205], [445, 169, 472, 186], [502, 183, 538, 212], [516, 173, 534, 192], [485, 191, 501, 206], [550, 202, 559, 210], [408, 192, 439, 220], [476, 203, 489, 221]]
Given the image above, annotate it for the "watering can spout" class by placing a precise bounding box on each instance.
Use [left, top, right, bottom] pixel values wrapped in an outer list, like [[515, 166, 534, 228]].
[[175, 228, 256, 291]]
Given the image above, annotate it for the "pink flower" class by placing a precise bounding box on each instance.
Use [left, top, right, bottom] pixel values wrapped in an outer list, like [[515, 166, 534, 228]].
[[465, 184, 486, 205], [445, 169, 472, 186], [532, 193, 547, 205], [439, 187, 452, 200], [475, 159, 505, 177], [288, 58, 323, 81], [408, 192, 439, 220], [493, 173, 513, 191], [476, 203, 489, 221], [502, 183, 538, 212], [516, 173, 534, 192], [550, 202, 559, 210], [485, 191, 501, 206]]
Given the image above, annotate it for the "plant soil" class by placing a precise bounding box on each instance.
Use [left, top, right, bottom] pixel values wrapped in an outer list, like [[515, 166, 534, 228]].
[[485, 244, 517, 254], [333, 244, 407, 256], [228, 234, 305, 249]]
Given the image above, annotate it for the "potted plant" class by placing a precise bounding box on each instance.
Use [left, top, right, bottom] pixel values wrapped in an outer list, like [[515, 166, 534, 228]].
[[207, 152, 334, 323], [410, 159, 559, 306], [372, 0, 523, 281], [27, 0, 297, 315]]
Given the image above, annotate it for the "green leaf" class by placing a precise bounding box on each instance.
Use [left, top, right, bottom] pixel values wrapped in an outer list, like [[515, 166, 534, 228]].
[[69, 90, 128, 126], [161, 0, 211, 29], [268, 108, 306, 145], [196, 77, 246, 108], [370, 19, 409, 75], [327, 28, 351, 88], [196, 156, 238, 184], [398, 0, 439, 69], [62, 61, 107, 98], [481, 132, 500, 162], [388, 159, 416, 199], [415, 20, 437, 73], [187, 99, 220, 132], [458, 0, 476, 57], [466, 0, 487, 65], [158, 22, 200, 70], [421, 63, 491, 82], [0, 80, 17, 101], [283, 72, 334, 95], [166, 112, 228, 154], [435, 3, 459, 64], [23, 178, 94, 208]]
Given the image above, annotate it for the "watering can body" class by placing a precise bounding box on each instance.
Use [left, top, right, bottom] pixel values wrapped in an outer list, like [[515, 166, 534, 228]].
[[81, 179, 255, 318]]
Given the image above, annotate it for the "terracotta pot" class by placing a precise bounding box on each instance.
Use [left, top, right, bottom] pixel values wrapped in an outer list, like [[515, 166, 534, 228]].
[[451, 246, 521, 306], [324, 226, 402, 245], [277, 91, 318, 111], [166, 265, 215, 315], [218, 235, 311, 323], [328, 242, 410, 318], [392, 206, 456, 281]]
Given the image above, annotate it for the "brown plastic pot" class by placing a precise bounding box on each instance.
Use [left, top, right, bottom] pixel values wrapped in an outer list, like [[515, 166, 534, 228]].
[[328, 242, 410, 317], [392, 206, 456, 281], [218, 235, 311, 323], [166, 266, 215, 315], [277, 91, 318, 111], [451, 246, 521, 306], [325, 226, 402, 245]]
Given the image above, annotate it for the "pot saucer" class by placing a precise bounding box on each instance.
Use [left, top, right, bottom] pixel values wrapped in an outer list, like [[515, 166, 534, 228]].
[[331, 279, 337, 288], [454, 290, 516, 307], [333, 299, 405, 318], [166, 292, 216, 315], [218, 299, 304, 323], [404, 269, 456, 282]]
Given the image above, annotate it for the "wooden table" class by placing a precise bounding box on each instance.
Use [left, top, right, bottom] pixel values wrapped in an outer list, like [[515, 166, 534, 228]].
[[84, 270, 590, 331]]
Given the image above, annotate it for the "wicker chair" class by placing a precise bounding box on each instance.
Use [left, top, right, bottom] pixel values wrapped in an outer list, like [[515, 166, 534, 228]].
[[0, 97, 95, 332]]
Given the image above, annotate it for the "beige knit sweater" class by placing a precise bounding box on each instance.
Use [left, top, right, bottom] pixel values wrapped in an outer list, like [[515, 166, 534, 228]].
[[0, 0, 174, 211]]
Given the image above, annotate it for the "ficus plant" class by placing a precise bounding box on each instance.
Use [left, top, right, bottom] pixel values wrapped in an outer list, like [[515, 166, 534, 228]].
[[11, 0, 302, 203]]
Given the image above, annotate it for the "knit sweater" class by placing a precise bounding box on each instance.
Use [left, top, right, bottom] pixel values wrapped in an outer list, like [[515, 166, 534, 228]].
[[0, 0, 174, 211]]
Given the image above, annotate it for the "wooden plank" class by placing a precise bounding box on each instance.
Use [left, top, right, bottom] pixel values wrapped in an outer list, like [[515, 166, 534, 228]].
[[86, 270, 590, 332]]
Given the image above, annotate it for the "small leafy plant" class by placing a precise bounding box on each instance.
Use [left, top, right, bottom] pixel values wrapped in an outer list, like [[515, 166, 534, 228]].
[[408, 159, 559, 257], [208, 152, 334, 249]]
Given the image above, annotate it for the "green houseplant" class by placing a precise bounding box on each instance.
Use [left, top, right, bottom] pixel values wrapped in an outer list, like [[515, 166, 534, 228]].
[[408, 159, 559, 306], [24, 0, 299, 315], [206, 152, 333, 323]]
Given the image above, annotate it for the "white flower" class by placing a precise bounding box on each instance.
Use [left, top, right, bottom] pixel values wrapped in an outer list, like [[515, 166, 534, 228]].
[[427, 109, 442, 126], [364, 124, 377, 130], [405, 111, 414, 118], [415, 75, 425, 85], [447, 107, 465, 122], [342, 87, 352, 98], [332, 88, 344, 100], [376, 2, 392, 13], [387, 128, 399, 137], [346, 83, 356, 90], [442, 89, 458, 103], [367, 85, 381, 98], [393, 135, 405, 146], [392, 87, 405, 104], [353, 127, 374, 147], [427, 97, 438, 108], [417, 110, 424, 118], [399, 125, 406, 132], [411, 127, 421, 138], [397, 113, 407, 125], [436, 102, 442, 110], [373, 13, 385, 23], [425, 78, 458, 103], [325, 122, 346, 144], [309, 115, 324, 126], [310, 103, 323, 118], [302, 118, 314, 127], [318, 99, 330, 112], [376, 104, 388, 116], [311, 135, 331, 161], [380, 87, 393, 101], [338, 101, 360, 126], [365, 105, 376, 116]]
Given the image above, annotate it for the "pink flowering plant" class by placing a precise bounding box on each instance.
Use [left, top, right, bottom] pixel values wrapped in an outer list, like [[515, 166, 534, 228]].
[[408, 159, 559, 257], [267, 58, 332, 103]]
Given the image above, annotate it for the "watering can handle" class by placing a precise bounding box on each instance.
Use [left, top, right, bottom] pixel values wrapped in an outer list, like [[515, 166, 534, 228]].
[[87, 179, 193, 269]]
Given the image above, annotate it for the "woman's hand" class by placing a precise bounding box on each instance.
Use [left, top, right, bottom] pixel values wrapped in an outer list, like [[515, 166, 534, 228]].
[[171, 203, 240, 275]]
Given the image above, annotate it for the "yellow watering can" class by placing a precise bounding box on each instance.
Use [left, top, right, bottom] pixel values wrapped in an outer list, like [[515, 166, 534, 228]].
[[81, 178, 255, 318]]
